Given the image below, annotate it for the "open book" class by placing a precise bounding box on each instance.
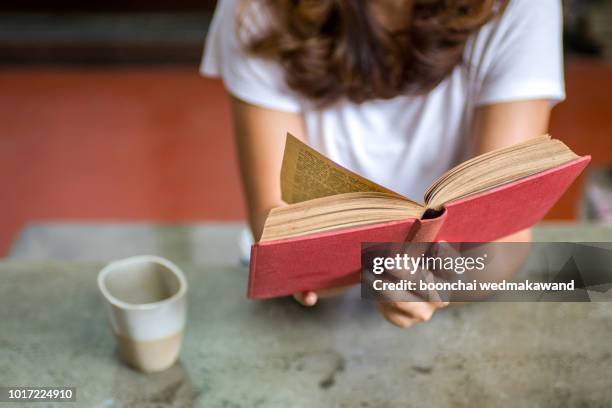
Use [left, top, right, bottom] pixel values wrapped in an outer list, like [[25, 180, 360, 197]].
[[249, 134, 590, 299], [262, 134, 581, 241]]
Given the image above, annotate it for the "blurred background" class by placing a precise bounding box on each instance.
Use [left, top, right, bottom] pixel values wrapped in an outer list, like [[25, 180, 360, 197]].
[[0, 0, 611, 256]]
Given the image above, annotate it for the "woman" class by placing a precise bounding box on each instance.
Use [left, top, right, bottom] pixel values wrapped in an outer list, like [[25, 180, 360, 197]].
[[201, 0, 564, 327]]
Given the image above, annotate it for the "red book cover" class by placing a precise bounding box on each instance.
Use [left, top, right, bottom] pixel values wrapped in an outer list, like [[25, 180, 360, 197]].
[[248, 156, 590, 299]]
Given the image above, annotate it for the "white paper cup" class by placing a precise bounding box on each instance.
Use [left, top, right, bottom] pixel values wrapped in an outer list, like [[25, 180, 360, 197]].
[[97, 256, 187, 373]]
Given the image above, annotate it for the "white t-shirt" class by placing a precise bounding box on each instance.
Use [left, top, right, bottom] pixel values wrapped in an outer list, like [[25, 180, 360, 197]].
[[201, 0, 565, 201]]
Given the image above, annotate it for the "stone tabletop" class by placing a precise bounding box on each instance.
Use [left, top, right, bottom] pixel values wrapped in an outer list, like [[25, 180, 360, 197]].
[[1, 223, 612, 407]]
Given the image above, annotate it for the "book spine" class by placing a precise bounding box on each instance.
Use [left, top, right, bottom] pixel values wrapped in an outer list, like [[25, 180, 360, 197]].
[[411, 210, 448, 242], [247, 245, 259, 299]]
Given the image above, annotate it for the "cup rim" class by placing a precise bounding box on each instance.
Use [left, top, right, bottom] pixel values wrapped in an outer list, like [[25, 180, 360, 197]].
[[97, 255, 188, 310]]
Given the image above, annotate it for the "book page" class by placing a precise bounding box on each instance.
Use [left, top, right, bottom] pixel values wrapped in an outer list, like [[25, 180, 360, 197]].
[[280, 133, 402, 203], [424, 136, 580, 210]]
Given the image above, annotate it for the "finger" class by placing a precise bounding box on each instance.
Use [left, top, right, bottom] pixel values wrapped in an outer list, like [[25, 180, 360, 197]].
[[388, 301, 438, 322], [377, 303, 420, 329], [293, 291, 318, 307], [404, 267, 440, 303], [419, 268, 450, 305]]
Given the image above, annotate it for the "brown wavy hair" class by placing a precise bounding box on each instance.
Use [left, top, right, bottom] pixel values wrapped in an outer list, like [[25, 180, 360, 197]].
[[241, 0, 508, 107]]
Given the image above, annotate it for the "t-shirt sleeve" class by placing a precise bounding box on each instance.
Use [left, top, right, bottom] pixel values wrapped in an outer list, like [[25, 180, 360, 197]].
[[200, 0, 301, 112], [473, 0, 565, 106]]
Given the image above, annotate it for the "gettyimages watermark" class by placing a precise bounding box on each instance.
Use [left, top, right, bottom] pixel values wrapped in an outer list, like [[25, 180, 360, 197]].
[[361, 242, 612, 302]]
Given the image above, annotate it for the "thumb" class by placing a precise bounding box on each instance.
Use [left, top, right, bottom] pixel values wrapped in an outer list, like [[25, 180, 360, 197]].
[[293, 291, 318, 307]]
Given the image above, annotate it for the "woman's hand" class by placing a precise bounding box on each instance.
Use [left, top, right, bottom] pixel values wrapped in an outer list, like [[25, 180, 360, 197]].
[[293, 287, 449, 328], [375, 258, 450, 328], [292, 268, 449, 329], [293, 242, 453, 328], [293, 286, 354, 306], [376, 300, 449, 328]]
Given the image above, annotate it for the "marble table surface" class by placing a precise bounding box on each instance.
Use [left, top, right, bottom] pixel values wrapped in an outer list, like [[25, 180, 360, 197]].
[[1, 222, 611, 407]]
